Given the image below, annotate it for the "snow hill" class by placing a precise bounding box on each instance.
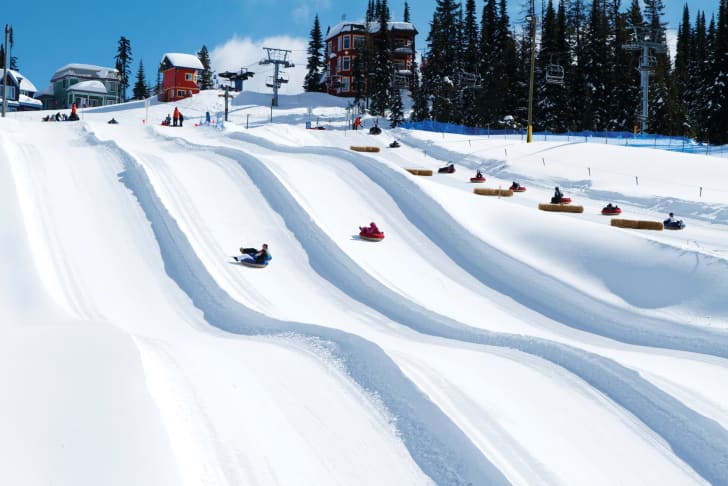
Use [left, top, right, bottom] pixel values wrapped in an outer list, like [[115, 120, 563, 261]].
[[1, 90, 728, 486]]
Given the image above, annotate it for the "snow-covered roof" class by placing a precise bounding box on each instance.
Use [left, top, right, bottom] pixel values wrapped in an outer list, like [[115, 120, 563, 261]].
[[19, 94, 42, 107], [161, 53, 204, 70], [67, 80, 108, 94], [326, 20, 417, 40], [51, 64, 119, 82], [35, 83, 55, 98]]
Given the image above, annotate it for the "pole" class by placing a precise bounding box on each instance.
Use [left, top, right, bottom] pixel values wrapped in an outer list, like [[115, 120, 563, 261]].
[[2, 25, 10, 117], [526, 5, 537, 143], [224, 85, 229, 121]]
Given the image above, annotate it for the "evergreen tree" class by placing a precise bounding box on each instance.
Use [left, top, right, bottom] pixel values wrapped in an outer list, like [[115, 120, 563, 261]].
[[423, 0, 462, 122], [389, 88, 405, 126], [609, 0, 641, 131], [114, 36, 132, 103], [304, 15, 326, 92], [410, 58, 430, 121], [458, 0, 480, 126], [370, 0, 394, 116], [132, 60, 149, 100], [403, 1, 411, 23], [197, 45, 214, 90], [689, 12, 710, 140], [704, 0, 728, 144], [536, 0, 570, 132], [583, 0, 612, 130]]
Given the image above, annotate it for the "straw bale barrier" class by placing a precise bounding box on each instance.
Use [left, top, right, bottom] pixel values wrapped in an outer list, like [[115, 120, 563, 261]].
[[406, 168, 433, 176], [538, 203, 584, 213], [610, 218, 663, 230], [473, 188, 514, 197], [350, 146, 380, 153]]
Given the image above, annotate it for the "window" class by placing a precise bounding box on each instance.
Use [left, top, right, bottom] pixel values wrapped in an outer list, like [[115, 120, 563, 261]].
[[177, 90, 186, 97], [354, 35, 366, 48], [337, 36, 342, 51], [342, 56, 350, 71], [337, 57, 342, 73], [343, 35, 351, 49], [341, 76, 350, 92], [185, 73, 193, 81]]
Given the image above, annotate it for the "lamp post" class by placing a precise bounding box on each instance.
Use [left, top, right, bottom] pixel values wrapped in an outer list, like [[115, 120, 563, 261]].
[[526, 4, 537, 143]]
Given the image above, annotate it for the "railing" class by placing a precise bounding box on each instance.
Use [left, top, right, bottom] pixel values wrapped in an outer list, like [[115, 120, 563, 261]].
[[398, 120, 727, 155]]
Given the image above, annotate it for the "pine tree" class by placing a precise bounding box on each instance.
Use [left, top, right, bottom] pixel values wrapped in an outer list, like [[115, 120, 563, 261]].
[[403, 1, 411, 23], [114, 36, 132, 103], [132, 60, 149, 100], [389, 88, 405, 126], [689, 12, 709, 140], [609, 0, 641, 131], [370, 0, 394, 116], [197, 45, 214, 90], [304, 15, 326, 92], [704, 0, 728, 144], [423, 0, 462, 122], [459, 0, 480, 126]]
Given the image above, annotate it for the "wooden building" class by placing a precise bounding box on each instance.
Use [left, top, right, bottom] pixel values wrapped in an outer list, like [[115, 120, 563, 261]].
[[324, 20, 417, 97], [160, 53, 204, 102]]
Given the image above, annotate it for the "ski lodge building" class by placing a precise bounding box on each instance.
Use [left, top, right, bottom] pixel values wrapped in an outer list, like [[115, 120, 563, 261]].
[[160, 53, 204, 102], [324, 20, 417, 97]]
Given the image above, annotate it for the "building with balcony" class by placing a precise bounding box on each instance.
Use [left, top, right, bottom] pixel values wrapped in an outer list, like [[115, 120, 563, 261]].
[[325, 20, 417, 97]]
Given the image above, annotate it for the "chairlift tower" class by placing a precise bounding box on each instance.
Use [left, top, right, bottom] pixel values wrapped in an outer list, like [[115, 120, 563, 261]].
[[622, 25, 667, 134], [259, 47, 295, 107], [218, 68, 255, 121]]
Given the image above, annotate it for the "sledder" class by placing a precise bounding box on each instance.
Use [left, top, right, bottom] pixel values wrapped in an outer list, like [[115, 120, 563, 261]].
[[601, 203, 621, 215], [359, 222, 385, 241], [663, 212, 686, 230], [550, 186, 571, 204], [470, 169, 485, 182], [438, 163, 455, 174], [510, 181, 526, 192], [234, 243, 272, 267]]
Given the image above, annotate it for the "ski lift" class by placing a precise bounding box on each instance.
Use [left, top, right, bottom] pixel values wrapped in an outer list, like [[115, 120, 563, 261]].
[[545, 61, 564, 85], [265, 72, 289, 88]]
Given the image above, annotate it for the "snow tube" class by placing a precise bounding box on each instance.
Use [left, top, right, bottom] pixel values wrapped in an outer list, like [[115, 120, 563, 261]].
[[438, 165, 455, 174], [359, 231, 385, 242], [389, 141, 400, 148], [510, 185, 526, 192], [369, 126, 382, 135], [550, 196, 571, 204], [470, 176, 486, 183], [602, 207, 622, 215], [233, 254, 271, 268], [663, 219, 686, 230]]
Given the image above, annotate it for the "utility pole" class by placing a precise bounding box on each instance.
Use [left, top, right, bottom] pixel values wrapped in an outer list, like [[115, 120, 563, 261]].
[[259, 47, 294, 107], [622, 25, 667, 134], [525, 2, 537, 143], [2, 24, 12, 118]]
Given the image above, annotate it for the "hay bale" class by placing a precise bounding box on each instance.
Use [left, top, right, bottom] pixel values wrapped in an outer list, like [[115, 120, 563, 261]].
[[638, 220, 664, 230], [610, 218, 663, 230], [405, 168, 433, 176], [538, 203, 584, 213], [350, 146, 380, 153], [473, 188, 514, 197]]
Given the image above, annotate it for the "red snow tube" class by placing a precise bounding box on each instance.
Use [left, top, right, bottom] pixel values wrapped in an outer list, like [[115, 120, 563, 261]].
[[510, 185, 526, 192], [470, 176, 486, 183], [551, 197, 572, 204], [359, 231, 385, 241], [601, 207, 622, 215]]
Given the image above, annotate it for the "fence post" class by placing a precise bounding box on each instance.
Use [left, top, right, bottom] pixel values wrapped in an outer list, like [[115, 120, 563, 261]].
[[635, 176, 639, 186], [588, 167, 591, 177], [700, 186, 703, 197]]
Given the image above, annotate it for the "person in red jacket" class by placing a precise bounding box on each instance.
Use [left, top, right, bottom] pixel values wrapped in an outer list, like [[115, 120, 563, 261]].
[[173, 106, 180, 127]]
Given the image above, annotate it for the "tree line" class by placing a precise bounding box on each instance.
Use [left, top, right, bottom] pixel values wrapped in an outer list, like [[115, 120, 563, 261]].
[[304, 0, 728, 144]]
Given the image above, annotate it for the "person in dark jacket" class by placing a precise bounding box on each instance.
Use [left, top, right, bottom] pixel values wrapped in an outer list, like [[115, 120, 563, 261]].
[[238, 243, 269, 263]]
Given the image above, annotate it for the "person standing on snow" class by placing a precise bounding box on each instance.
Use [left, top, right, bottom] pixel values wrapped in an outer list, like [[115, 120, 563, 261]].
[[173, 106, 180, 127]]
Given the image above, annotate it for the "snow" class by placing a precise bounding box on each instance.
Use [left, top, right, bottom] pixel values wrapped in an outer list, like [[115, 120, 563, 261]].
[[66, 80, 107, 94], [162, 52, 205, 70], [1, 89, 727, 486]]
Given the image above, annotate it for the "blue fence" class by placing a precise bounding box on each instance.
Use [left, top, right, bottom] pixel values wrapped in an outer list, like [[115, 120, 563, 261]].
[[399, 120, 726, 155]]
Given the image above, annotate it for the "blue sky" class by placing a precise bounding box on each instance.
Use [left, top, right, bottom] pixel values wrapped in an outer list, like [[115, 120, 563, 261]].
[[1, 1, 719, 95]]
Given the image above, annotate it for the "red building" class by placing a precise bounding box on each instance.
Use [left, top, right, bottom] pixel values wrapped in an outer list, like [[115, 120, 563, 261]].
[[325, 20, 417, 97], [160, 53, 204, 102]]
